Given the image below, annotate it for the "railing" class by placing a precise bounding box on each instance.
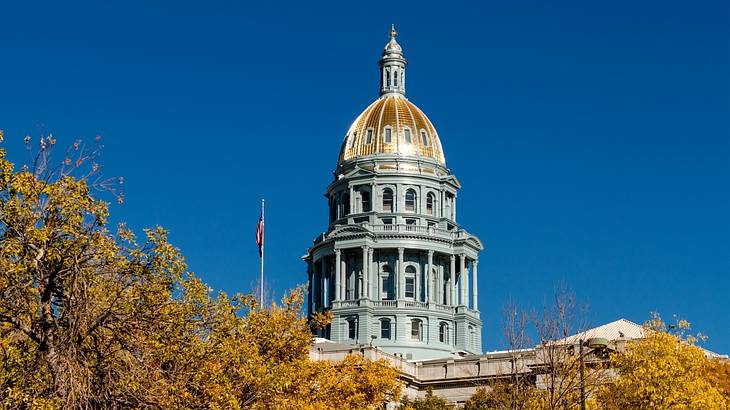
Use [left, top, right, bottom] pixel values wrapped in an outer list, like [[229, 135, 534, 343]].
[[334, 299, 462, 314], [403, 300, 428, 309], [371, 300, 397, 308], [370, 224, 463, 238]]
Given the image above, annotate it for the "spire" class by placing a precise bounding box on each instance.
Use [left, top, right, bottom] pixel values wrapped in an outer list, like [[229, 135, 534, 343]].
[[379, 24, 407, 96]]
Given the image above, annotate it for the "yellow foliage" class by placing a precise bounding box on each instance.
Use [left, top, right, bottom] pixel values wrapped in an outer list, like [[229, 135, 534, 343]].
[[598, 314, 727, 409], [0, 138, 400, 409]]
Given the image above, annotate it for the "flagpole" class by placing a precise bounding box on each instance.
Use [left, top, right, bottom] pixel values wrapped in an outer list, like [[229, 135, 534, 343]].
[[260, 198, 265, 306]]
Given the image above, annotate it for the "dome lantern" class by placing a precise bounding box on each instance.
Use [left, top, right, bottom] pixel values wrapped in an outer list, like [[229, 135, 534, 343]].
[[379, 24, 407, 96]]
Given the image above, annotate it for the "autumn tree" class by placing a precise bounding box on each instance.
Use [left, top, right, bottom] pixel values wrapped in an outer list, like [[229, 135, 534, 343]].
[[399, 386, 451, 410], [597, 314, 728, 409], [0, 131, 400, 409]]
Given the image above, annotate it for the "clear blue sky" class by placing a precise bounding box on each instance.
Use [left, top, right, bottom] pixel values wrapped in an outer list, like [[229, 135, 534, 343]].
[[1, 0, 728, 353]]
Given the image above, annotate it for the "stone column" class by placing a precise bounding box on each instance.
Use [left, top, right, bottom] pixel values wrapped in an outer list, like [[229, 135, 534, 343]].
[[453, 195, 457, 221], [398, 247, 405, 299], [361, 246, 369, 299], [449, 255, 456, 306], [460, 254, 467, 307], [368, 248, 375, 299], [472, 260, 479, 311], [334, 250, 341, 301], [427, 251, 434, 303], [341, 253, 347, 301], [349, 185, 354, 216], [321, 258, 327, 307]]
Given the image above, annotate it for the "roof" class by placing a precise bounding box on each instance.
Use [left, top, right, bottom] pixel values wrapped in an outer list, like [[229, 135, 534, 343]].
[[557, 318, 645, 345], [339, 95, 446, 165]]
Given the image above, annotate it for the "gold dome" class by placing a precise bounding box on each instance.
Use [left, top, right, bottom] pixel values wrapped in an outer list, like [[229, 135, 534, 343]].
[[339, 94, 446, 165]]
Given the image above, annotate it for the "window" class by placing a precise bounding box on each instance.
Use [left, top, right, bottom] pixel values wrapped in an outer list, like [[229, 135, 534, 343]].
[[405, 266, 416, 299], [411, 319, 422, 341], [349, 132, 357, 148], [382, 188, 393, 212], [405, 218, 416, 225], [386, 70, 390, 87], [361, 191, 371, 212], [426, 193, 435, 215], [366, 129, 373, 144], [381, 319, 391, 339], [404, 128, 412, 144], [394, 71, 398, 87], [439, 322, 448, 343], [421, 130, 429, 146], [342, 193, 350, 216], [382, 218, 393, 225], [405, 189, 416, 212], [384, 127, 392, 144], [348, 319, 357, 339]]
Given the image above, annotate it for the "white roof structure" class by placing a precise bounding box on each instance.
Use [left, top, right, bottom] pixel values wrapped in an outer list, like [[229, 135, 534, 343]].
[[558, 318, 645, 345]]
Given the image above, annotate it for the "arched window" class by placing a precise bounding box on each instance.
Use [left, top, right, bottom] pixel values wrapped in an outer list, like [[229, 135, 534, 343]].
[[382, 188, 394, 212], [405, 189, 417, 212], [380, 319, 391, 339], [384, 127, 393, 144], [421, 130, 429, 146], [411, 319, 423, 341], [439, 322, 448, 343], [394, 70, 398, 87], [405, 265, 416, 299], [386, 70, 391, 87], [361, 191, 371, 212], [404, 128, 412, 144], [342, 193, 350, 216], [426, 193, 435, 216]]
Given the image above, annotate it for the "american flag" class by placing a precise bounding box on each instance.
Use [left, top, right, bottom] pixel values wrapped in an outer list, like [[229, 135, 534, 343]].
[[256, 211, 264, 257]]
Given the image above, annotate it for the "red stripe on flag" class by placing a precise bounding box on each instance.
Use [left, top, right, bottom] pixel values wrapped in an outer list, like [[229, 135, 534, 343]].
[[256, 213, 264, 257]]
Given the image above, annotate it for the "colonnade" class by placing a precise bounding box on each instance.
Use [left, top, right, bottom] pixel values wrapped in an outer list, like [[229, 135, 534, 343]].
[[308, 247, 479, 314]]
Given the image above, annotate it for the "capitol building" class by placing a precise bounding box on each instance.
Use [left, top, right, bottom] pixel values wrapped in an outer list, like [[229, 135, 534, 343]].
[[305, 25, 483, 361]]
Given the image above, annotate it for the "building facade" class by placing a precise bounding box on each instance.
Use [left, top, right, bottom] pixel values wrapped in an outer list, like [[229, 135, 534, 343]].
[[305, 26, 483, 361]]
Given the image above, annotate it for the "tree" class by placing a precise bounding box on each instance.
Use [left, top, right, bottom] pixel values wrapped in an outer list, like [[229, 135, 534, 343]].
[[708, 359, 730, 407], [464, 384, 545, 410], [399, 386, 450, 410], [0, 131, 400, 409], [530, 285, 608, 410], [597, 314, 727, 409]]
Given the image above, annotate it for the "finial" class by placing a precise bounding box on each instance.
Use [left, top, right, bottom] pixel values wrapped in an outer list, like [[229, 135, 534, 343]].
[[390, 24, 397, 40]]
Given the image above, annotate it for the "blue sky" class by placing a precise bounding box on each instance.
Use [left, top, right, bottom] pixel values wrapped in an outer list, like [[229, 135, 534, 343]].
[[1, 0, 728, 352]]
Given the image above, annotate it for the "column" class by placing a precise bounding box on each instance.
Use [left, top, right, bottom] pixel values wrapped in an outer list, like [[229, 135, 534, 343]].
[[349, 185, 354, 216], [449, 255, 456, 306], [361, 246, 369, 299], [368, 248, 378, 299], [451, 193, 456, 222], [427, 251, 434, 303], [472, 260, 479, 311], [460, 254, 467, 307], [321, 258, 327, 307], [334, 250, 341, 301], [341, 253, 347, 301], [398, 247, 405, 299]]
